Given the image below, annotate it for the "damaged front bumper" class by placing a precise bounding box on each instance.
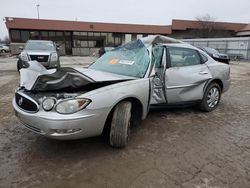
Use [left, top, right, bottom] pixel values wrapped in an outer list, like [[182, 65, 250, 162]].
[[13, 96, 108, 140]]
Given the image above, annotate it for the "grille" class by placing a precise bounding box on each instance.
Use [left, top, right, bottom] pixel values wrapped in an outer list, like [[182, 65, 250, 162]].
[[29, 55, 49, 62], [15, 92, 38, 112]]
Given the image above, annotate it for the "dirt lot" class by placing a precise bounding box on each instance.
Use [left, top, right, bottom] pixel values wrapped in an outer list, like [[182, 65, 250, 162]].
[[0, 57, 250, 188]]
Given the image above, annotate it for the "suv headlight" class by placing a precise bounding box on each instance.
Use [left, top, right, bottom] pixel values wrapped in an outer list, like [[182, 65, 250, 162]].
[[20, 52, 29, 61], [51, 53, 58, 62], [55, 98, 91, 114]]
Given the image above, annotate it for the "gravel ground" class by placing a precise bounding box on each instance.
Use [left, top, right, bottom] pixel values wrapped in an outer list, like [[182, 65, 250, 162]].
[[0, 57, 250, 188]]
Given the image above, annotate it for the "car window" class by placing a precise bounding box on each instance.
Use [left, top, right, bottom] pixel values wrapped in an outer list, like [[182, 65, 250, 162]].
[[153, 46, 164, 68], [169, 47, 201, 67], [25, 41, 55, 51], [200, 53, 208, 63]]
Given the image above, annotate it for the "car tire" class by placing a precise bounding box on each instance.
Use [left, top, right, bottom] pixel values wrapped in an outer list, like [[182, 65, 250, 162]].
[[199, 82, 221, 112], [109, 101, 132, 148], [1, 49, 6, 53]]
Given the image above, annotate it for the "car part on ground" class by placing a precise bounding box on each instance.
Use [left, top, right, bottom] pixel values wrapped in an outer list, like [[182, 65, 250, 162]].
[[13, 35, 230, 148], [17, 40, 60, 71]]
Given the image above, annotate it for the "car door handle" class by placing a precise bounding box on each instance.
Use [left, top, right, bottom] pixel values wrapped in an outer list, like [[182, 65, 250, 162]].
[[199, 71, 209, 75]]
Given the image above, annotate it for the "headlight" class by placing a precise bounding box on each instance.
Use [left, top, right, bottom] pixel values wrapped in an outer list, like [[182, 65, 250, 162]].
[[55, 98, 90, 114], [212, 54, 220, 58], [42, 98, 56, 111], [51, 53, 58, 62], [20, 52, 29, 61]]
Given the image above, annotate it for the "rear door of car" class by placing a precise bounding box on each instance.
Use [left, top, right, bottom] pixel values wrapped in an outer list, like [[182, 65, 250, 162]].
[[164, 47, 212, 104]]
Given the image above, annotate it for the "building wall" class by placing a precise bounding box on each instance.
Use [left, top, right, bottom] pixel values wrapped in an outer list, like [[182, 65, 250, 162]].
[[170, 29, 236, 39]]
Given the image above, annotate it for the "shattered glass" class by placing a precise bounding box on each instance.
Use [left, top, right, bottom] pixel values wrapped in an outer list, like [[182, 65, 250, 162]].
[[89, 40, 150, 78]]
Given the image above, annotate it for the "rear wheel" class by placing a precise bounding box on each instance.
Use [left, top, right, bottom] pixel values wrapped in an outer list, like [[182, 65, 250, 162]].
[[1, 49, 6, 53], [199, 83, 221, 112], [109, 101, 132, 148]]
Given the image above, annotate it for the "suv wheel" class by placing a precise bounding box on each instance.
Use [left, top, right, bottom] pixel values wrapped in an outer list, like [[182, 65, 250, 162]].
[[109, 101, 132, 148], [200, 83, 221, 112]]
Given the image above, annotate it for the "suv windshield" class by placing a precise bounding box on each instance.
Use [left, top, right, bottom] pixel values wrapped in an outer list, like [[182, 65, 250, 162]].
[[25, 41, 55, 51], [89, 40, 150, 78]]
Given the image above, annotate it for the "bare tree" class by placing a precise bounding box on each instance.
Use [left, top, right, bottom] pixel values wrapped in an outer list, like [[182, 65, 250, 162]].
[[195, 14, 224, 38]]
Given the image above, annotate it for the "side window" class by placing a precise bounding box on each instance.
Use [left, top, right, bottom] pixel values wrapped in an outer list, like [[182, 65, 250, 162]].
[[153, 46, 164, 68], [200, 53, 208, 63], [169, 47, 201, 67]]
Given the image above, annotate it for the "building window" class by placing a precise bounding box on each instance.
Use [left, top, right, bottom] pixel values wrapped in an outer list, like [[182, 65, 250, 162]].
[[10, 30, 21, 42], [20, 31, 29, 42], [30, 31, 39, 39], [56, 32, 63, 36], [49, 31, 55, 37], [107, 33, 114, 46]]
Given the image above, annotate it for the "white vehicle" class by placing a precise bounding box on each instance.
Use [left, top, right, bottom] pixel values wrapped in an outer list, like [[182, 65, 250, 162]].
[[13, 35, 230, 148], [0, 44, 10, 53]]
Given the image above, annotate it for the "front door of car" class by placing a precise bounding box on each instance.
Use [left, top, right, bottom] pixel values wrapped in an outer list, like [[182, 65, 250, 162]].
[[150, 46, 167, 104], [164, 47, 212, 104]]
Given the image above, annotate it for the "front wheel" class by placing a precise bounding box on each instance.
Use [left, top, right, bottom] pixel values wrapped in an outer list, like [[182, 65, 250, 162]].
[[109, 101, 132, 148], [199, 83, 221, 112]]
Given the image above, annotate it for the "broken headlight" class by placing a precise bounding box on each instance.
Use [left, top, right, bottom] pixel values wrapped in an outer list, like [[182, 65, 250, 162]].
[[42, 98, 56, 111], [55, 98, 90, 114]]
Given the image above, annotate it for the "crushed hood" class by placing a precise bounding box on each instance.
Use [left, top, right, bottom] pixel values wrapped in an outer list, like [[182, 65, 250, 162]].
[[20, 61, 135, 91]]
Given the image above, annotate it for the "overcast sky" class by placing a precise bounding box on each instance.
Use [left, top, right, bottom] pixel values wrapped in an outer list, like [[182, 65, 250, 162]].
[[1, 0, 250, 39]]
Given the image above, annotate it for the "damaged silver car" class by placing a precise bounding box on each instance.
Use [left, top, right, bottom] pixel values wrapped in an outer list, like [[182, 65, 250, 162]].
[[13, 35, 230, 147]]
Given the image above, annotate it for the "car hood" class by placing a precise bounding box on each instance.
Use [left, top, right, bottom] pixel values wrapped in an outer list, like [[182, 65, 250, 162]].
[[20, 61, 136, 91]]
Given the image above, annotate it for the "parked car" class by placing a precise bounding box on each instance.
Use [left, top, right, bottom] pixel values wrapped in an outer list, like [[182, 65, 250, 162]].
[[199, 47, 230, 64], [17, 40, 60, 71], [0, 44, 10, 53], [13, 35, 230, 148]]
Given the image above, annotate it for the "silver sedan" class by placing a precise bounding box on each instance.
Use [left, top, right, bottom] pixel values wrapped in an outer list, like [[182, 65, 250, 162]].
[[13, 35, 230, 148]]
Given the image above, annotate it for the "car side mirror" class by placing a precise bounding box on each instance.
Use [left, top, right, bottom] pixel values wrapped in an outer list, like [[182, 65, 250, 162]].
[[19, 46, 23, 50]]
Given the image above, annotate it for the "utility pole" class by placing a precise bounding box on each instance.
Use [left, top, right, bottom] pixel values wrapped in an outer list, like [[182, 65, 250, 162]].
[[36, 4, 40, 19]]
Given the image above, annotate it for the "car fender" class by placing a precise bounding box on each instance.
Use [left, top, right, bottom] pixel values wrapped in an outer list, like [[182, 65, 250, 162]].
[[79, 78, 150, 120]]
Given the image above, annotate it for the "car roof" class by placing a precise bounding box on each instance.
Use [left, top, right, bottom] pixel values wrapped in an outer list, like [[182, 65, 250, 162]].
[[27, 40, 53, 43]]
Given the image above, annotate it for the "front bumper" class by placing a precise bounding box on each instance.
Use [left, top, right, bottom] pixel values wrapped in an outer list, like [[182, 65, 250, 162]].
[[13, 97, 108, 140], [223, 78, 231, 93], [18, 59, 59, 69]]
